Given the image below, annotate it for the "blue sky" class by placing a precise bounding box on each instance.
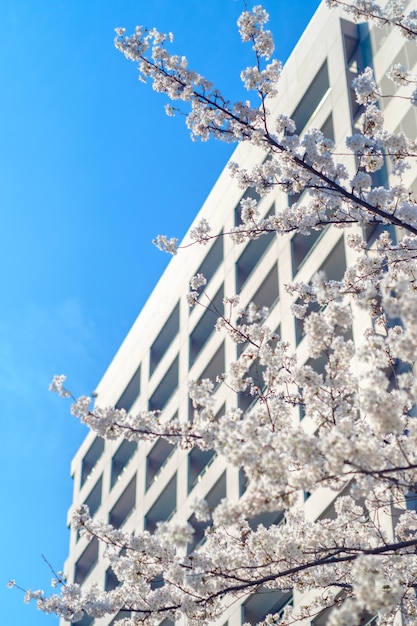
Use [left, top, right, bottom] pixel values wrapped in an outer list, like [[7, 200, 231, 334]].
[[0, 1, 319, 623]]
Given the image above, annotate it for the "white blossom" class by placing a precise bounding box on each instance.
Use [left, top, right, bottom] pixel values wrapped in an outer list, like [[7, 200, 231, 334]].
[[189, 217, 211, 243], [49, 375, 71, 398], [352, 66, 379, 104], [351, 171, 372, 191], [16, 3, 417, 626], [152, 235, 178, 254], [190, 272, 207, 290], [387, 62, 410, 86]]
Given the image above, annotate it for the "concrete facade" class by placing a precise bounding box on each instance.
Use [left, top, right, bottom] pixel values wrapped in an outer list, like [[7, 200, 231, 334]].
[[62, 2, 417, 625]]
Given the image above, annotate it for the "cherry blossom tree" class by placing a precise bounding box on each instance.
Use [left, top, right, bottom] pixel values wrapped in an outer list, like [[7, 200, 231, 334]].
[[13, 1, 417, 625]]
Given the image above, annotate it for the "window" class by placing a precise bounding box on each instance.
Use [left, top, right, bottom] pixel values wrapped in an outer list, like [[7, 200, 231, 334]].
[[250, 263, 279, 310], [109, 475, 136, 529], [312, 604, 376, 626], [406, 491, 417, 511], [239, 468, 249, 496], [312, 604, 333, 625], [146, 438, 176, 490], [109, 612, 132, 625], [298, 355, 327, 421], [150, 574, 165, 590], [187, 471, 226, 553], [145, 473, 177, 533], [291, 228, 328, 277], [235, 188, 261, 226], [295, 298, 321, 346], [150, 302, 180, 376], [364, 222, 396, 247], [342, 23, 365, 121], [291, 61, 330, 133], [343, 30, 362, 71], [196, 342, 225, 393], [188, 448, 217, 492], [305, 354, 327, 378], [321, 113, 334, 142], [288, 115, 334, 208], [188, 405, 223, 491], [111, 440, 138, 488], [105, 566, 119, 591], [83, 475, 102, 517], [115, 365, 141, 412], [242, 590, 293, 625], [80, 437, 104, 488], [186, 513, 210, 554], [248, 509, 284, 531], [74, 537, 99, 585], [192, 235, 223, 288], [238, 358, 266, 414], [71, 615, 94, 626], [320, 237, 346, 281], [295, 237, 346, 344], [189, 284, 224, 366], [236, 232, 275, 293], [149, 356, 179, 412], [317, 484, 356, 523]]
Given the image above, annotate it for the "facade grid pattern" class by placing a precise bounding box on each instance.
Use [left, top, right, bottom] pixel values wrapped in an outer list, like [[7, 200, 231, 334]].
[[62, 2, 417, 625]]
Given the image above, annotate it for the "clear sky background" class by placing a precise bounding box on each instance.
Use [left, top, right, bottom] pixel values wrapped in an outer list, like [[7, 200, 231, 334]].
[[0, 1, 319, 623]]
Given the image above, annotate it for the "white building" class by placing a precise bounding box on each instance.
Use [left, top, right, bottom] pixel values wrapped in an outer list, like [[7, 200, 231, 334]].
[[62, 2, 417, 625]]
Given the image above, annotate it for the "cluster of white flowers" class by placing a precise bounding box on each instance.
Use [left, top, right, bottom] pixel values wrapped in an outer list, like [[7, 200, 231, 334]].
[[49, 374, 71, 398], [241, 59, 282, 98], [40, 279, 417, 621], [189, 272, 207, 290], [186, 291, 199, 307], [237, 5, 274, 59], [387, 62, 411, 86], [114, 6, 281, 145], [152, 234, 178, 255], [328, 0, 417, 39], [16, 3, 417, 626], [351, 171, 372, 191], [352, 67, 379, 104], [360, 103, 384, 135], [189, 217, 211, 244]]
